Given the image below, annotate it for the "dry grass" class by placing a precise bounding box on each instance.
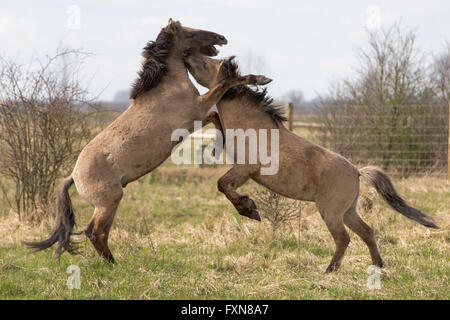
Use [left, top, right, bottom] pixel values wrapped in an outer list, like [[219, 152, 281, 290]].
[[0, 164, 449, 299]]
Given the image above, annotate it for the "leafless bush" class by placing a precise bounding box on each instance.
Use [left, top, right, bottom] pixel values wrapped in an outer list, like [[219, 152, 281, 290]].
[[0, 49, 94, 221], [432, 43, 450, 103], [313, 24, 449, 177], [254, 188, 305, 238]]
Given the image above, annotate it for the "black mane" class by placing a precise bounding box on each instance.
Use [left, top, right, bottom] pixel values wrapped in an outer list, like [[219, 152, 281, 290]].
[[222, 59, 287, 125], [130, 27, 174, 99]]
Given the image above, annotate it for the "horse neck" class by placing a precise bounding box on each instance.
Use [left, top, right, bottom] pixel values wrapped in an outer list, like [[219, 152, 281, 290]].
[[165, 49, 189, 80], [217, 96, 280, 130], [133, 48, 190, 106], [154, 49, 190, 91]]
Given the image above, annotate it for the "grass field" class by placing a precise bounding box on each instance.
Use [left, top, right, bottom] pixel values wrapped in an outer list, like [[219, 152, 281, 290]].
[[0, 162, 448, 299]]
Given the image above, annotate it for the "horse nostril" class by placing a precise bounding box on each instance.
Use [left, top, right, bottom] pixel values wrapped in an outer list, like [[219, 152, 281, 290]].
[[216, 35, 227, 45]]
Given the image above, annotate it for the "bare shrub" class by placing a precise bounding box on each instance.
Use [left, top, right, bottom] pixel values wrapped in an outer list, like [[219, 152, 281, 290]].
[[313, 24, 448, 177], [0, 49, 94, 221], [254, 188, 305, 238], [432, 43, 450, 103]]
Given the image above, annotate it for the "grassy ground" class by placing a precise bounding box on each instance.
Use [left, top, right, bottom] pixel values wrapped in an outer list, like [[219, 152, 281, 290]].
[[0, 163, 448, 299]]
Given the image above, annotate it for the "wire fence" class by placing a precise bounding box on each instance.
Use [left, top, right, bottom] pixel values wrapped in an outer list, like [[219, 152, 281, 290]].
[[296, 103, 449, 178]]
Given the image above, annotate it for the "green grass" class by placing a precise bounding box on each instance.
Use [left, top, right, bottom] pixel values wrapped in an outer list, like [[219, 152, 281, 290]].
[[0, 164, 449, 299]]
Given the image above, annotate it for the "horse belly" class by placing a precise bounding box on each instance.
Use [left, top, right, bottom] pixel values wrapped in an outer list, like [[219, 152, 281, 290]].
[[251, 165, 317, 201]]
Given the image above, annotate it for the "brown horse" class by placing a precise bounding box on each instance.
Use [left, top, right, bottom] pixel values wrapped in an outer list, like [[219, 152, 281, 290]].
[[24, 19, 271, 262], [183, 53, 439, 273]]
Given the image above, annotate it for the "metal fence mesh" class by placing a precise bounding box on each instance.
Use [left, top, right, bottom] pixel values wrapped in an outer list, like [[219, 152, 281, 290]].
[[301, 103, 449, 178]]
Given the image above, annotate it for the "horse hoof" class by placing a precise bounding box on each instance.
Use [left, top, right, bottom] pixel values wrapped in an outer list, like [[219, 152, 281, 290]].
[[249, 210, 261, 221], [325, 263, 340, 273], [375, 259, 384, 268], [103, 256, 115, 264]]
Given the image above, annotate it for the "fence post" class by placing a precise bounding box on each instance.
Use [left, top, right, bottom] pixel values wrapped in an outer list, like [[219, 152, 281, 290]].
[[287, 103, 293, 131]]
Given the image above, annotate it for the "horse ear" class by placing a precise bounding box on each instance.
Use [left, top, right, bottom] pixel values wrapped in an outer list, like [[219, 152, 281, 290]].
[[220, 56, 235, 72], [167, 18, 181, 33]]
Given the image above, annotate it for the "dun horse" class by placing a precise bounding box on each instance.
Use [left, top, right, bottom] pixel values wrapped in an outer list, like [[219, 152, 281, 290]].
[[183, 53, 439, 273], [25, 20, 271, 262]]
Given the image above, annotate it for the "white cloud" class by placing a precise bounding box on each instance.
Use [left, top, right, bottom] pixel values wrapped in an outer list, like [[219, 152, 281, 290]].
[[315, 57, 357, 73], [139, 16, 168, 27], [209, 0, 270, 10], [1, 1, 448, 101], [139, 16, 208, 28], [0, 15, 37, 34]]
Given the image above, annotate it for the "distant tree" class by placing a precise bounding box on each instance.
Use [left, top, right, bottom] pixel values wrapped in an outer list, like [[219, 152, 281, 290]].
[[347, 24, 432, 106], [431, 43, 450, 103], [239, 51, 266, 75], [112, 89, 132, 110], [314, 23, 447, 176], [283, 89, 304, 109]]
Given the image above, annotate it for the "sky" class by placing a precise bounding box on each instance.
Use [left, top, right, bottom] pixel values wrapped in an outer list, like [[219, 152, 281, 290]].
[[1, 0, 449, 101]]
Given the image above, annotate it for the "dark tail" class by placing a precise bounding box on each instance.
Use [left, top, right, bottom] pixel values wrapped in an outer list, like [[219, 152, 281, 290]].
[[23, 176, 78, 257], [359, 166, 438, 229]]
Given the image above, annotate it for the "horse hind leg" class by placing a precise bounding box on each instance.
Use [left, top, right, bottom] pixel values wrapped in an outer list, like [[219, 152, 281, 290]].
[[323, 217, 350, 273], [217, 165, 261, 221], [344, 205, 383, 268], [316, 199, 351, 273], [84, 185, 123, 263]]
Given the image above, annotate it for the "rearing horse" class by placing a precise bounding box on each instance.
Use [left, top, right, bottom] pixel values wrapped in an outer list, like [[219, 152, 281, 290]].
[[25, 19, 271, 262], [183, 53, 439, 273]]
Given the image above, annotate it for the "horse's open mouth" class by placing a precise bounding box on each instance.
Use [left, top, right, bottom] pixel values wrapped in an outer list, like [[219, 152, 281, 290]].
[[200, 45, 220, 56], [200, 38, 227, 56]]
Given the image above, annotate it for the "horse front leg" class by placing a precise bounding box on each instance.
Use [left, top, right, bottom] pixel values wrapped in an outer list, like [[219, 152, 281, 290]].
[[183, 111, 222, 134], [196, 75, 272, 115], [171, 111, 224, 153], [218, 165, 261, 221], [202, 111, 223, 134]]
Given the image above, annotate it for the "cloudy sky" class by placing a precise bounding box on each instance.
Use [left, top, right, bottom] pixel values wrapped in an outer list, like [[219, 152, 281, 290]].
[[1, 0, 449, 101]]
